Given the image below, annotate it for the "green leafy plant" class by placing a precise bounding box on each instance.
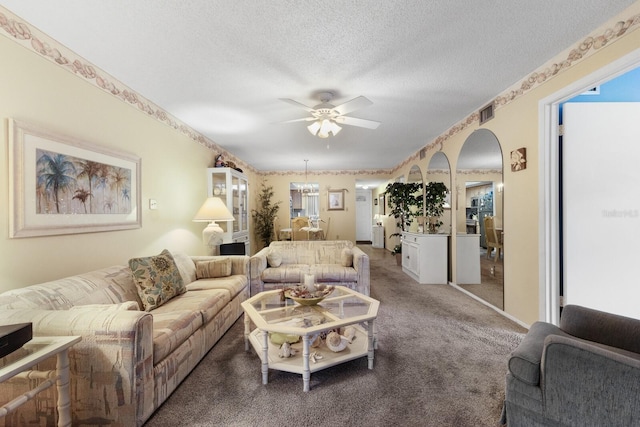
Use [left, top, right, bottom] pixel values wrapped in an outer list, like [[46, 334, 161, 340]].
[[391, 244, 402, 255], [385, 181, 423, 247], [424, 182, 448, 233], [251, 180, 281, 248]]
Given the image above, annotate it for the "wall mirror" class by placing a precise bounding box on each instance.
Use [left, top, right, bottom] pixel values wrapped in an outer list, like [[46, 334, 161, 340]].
[[289, 182, 320, 225], [455, 129, 503, 309], [426, 152, 451, 234]]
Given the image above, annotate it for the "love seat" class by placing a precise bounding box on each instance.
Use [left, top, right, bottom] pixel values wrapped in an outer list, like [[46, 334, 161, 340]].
[[0, 250, 249, 426], [250, 240, 370, 295], [501, 304, 640, 426]]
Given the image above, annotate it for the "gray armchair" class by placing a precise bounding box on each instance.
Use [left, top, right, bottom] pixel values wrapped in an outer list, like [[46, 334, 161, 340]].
[[501, 305, 640, 426]]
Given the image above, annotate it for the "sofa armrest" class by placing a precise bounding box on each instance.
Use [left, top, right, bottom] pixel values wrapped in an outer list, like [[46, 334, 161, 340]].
[[250, 247, 270, 285], [560, 305, 640, 354], [541, 334, 640, 425], [0, 308, 155, 425], [352, 246, 370, 296]]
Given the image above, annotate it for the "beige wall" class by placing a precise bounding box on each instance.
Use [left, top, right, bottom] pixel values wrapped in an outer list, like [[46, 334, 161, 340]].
[[0, 36, 226, 291], [2, 3, 640, 326]]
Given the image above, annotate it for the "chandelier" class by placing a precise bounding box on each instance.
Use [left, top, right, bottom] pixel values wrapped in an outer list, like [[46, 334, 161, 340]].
[[299, 159, 316, 195]]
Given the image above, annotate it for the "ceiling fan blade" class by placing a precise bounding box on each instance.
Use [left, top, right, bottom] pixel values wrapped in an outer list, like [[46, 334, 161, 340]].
[[335, 116, 381, 129], [332, 96, 373, 116], [279, 98, 316, 113], [280, 117, 316, 124]]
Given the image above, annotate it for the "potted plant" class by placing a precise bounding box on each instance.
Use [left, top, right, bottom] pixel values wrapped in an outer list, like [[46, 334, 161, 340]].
[[391, 244, 403, 266], [251, 180, 281, 249], [385, 182, 423, 264], [424, 182, 448, 233]]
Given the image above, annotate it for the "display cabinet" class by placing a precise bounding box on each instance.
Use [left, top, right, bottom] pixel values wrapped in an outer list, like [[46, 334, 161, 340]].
[[206, 168, 250, 254]]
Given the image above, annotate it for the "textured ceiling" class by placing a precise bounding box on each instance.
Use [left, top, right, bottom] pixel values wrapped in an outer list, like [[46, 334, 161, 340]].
[[0, 1, 636, 173]]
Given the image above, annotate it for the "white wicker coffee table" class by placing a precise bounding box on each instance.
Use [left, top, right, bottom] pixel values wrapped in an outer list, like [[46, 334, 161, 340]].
[[241, 287, 379, 391]]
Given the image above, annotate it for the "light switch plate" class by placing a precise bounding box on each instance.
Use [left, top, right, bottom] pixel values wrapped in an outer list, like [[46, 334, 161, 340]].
[[149, 199, 158, 210]]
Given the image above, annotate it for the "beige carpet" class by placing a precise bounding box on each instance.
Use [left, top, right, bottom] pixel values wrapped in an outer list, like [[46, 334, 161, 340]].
[[145, 244, 525, 427]]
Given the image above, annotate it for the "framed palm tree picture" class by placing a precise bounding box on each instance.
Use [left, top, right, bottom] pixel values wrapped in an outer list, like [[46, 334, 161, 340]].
[[8, 119, 141, 238]]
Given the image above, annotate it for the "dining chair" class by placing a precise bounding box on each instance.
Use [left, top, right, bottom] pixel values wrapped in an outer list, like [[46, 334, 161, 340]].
[[291, 216, 310, 241], [483, 216, 503, 263]]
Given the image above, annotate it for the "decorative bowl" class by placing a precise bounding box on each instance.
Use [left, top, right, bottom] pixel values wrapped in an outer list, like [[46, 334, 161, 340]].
[[284, 285, 334, 306]]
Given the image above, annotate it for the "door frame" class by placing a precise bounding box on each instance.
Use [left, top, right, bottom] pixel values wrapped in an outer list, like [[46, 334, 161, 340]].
[[538, 48, 640, 324]]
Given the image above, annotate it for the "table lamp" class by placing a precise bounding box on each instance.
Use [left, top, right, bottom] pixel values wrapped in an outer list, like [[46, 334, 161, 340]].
[[193, 197, 235, 247]]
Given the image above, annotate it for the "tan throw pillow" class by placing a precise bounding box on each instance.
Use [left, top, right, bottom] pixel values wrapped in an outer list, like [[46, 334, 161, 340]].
[[195, 258, 232, 279], [129, 249, 186, 312], [341, 248, 353, 267], [267, 249, 283, 267]]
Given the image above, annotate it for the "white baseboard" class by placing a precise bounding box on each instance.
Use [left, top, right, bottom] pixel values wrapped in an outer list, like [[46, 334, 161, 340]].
[[448, 282, 530, 330]]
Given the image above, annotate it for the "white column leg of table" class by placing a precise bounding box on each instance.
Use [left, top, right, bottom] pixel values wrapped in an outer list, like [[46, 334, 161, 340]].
[[243, 314, 251, 351], [261, 331, 269, 385], [367, 319, 375, 370], [56, 349, 72, 427], [302, 335, 311, 392]]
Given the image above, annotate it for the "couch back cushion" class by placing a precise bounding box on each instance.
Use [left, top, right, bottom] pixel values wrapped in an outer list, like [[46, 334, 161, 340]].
[[0, 265, 142, 310], [268, 241, 354, 265]]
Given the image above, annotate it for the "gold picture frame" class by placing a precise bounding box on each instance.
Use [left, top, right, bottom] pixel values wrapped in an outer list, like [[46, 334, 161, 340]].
[[328, 189, 345, 211], [8, 119, 142, 238]]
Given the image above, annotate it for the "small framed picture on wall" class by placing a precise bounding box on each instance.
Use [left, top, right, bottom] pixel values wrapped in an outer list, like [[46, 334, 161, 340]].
[[328, 189, 345, 211]]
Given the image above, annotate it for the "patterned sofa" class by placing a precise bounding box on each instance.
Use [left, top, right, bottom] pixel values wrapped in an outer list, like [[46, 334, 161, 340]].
[[250, 240, 370, 296], [0, 251, 249, 426]]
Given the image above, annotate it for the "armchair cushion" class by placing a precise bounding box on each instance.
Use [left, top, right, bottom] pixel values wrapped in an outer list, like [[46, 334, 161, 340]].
[[129, 249, 186, 311]]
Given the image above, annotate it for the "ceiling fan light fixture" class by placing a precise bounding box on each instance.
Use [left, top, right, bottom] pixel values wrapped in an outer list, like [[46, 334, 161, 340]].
[[313, 119, 341, 138], [307, 120, 321, 136]]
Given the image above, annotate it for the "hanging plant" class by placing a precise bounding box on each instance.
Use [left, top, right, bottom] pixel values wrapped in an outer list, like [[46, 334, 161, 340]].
[[251, 180, 281, 248]]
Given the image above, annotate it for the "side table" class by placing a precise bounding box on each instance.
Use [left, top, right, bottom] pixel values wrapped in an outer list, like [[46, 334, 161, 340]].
[[0, 336, 81, 427]]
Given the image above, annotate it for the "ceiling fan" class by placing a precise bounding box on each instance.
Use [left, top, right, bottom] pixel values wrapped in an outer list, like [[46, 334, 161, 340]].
[[279, 92, 380, 138]]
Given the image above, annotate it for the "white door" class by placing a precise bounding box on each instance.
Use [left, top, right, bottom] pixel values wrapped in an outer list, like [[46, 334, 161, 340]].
[[563, 102, 640, 319], [355, 189, 372, 241]]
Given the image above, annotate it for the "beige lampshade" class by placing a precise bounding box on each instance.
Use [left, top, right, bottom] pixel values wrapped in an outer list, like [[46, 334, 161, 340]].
[[193, 197, 234, 247], [193, 197, 234, 223]]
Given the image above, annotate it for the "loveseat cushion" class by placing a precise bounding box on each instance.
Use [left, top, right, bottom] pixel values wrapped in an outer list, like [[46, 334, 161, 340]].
[[172, 251, 197, 284], [341, 248, 353, 267], [508, 321, 571, 385], [129, 249, 186, 312], [0, 265, 142, 310], [195, 258, 232, 279], [262, 265, 309, 283], [150, 309, 203, 364], [70, 301, 140, 311], [310, 265, 358, 282], [267, 249, 283, 267], [186, 276, 247, 300]]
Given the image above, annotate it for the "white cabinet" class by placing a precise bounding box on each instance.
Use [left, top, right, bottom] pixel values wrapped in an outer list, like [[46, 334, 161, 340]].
[[401, 232, 448, 284], [455, 234, 481, 284], [207, 168, 250, 254], [372, 225, 384, 248]]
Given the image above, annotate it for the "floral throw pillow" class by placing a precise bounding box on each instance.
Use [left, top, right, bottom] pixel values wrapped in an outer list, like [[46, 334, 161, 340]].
[[128, 249, 186, 312]]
